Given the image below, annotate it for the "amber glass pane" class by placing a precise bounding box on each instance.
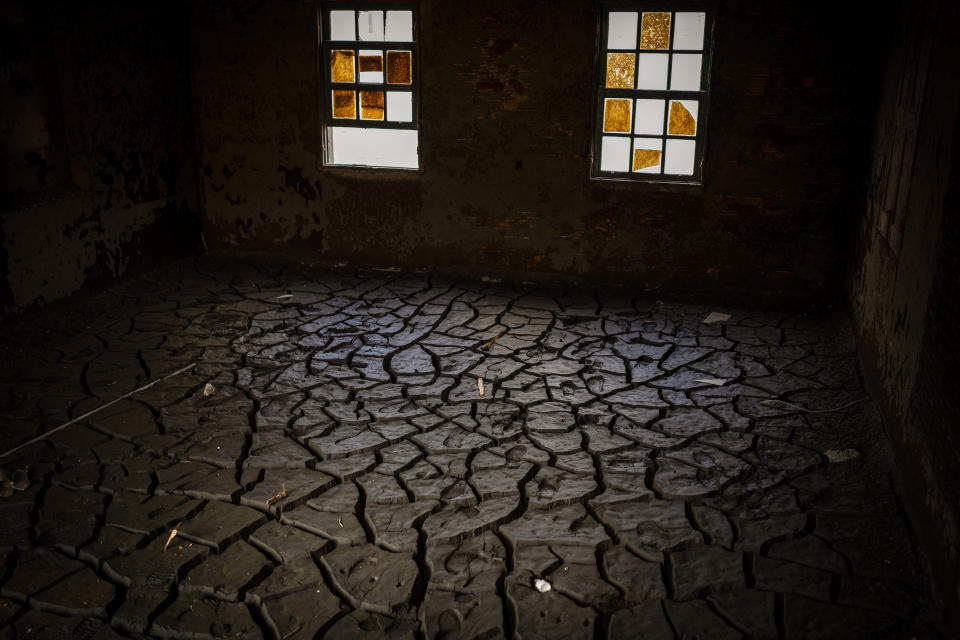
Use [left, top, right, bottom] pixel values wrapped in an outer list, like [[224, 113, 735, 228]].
[[359, 54, 383, 72], [605, 53, 635, 89], [603, 99, 631, 133], [332, 90, 356, 119], [331, 50, 355, 83], [386, 51, 412, 84], [668, 101, 696, 135], [360, 91, 385, 120], [633, 149, 662, 171], [640, 12, 671, 50]]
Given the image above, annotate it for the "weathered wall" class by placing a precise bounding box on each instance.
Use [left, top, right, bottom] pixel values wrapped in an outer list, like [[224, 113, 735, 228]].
[[190, 0, 886, 302], [0, 0, 199, 316], [849, 0, 960, 629]]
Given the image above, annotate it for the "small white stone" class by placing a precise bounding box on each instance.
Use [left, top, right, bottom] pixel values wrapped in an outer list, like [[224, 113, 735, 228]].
[[533, 578, 551, 593], [203, 383, 216, 397]]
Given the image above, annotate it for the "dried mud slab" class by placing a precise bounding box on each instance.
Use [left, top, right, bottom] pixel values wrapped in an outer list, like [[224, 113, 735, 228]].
[[0, 255, 946, 638]]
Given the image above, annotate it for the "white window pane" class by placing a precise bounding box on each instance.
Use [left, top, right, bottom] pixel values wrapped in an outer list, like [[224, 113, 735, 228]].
[[330, 10, 355, 40], [607, 12, 638, 49], [600, 136, 631, 172], [664, 139, 696, 175], [674, 12, 706, 50], [358, 11, 384, 41], [633, 99, 665, 135], [385, 11, 413, 41], [632, 137, 663, 174], [636, 53, 668, 90], [670, 54, 702, 91], [387, 92, 413, 122], [327, 127, 418, 168]]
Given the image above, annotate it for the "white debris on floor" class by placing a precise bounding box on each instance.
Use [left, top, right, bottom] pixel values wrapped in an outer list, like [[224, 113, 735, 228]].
[[533, 578, 552, 593], [702, 311, 731, 324], [203, 382, 216, 396]]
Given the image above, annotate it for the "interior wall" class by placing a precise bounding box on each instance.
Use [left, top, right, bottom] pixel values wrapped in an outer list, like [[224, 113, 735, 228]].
[[189, 0, 886, 301], [848, 0, 960, 628], [0, 0, 200, 317]]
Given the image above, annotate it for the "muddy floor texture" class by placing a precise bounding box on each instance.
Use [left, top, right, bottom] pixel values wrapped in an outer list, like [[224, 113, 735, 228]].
[[0, 253, 948, 639]]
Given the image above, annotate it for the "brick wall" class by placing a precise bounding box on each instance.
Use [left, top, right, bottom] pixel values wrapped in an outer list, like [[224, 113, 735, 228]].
[[849, 0, 960, 629]]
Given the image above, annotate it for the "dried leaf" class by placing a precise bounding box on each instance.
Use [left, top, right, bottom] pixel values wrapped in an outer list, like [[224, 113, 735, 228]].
[[266, 484, 289, 506], [202, 383, 216, 397], [825, 448, 859, 463], [163, 521, 183, 552]]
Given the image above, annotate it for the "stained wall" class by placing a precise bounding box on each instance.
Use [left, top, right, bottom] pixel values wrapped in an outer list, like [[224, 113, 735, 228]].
[[0, 0, 199, 316], [190, 0, 888, 302]]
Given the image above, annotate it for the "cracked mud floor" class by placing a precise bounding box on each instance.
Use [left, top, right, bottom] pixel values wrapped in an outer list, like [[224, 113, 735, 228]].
[[0, 253, 948, 639]]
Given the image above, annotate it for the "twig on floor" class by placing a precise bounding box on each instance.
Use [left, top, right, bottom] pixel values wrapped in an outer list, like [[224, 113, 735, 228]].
[[0, 362, 198, 460], [266, 484, 289, 506], [759, 397, 867, 413], [481, 330, 506, 351], [281, 624, 304, 640]]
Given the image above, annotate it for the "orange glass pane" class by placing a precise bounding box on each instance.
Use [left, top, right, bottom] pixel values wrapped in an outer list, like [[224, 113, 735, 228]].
[[386, 51, 412, 84], [640, 12, 671, 50], [360, 90, 385, 120], [605, 53, 635, 89], [668, 101, 696, 135], [358, 54, 383, 72], [331, 50, 355, 83], [603, 99, 631, 133], [633, 149, 662, 171], [332, 90, 356, 119]]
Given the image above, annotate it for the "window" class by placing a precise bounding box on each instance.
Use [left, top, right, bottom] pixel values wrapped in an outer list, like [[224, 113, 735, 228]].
[[592, 7, 713, 183], [319, 5, 419, 169]]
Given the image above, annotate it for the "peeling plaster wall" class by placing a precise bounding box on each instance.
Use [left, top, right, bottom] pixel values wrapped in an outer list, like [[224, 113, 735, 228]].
[[190, 0, 886, 302], [0, 0, 199, 316], [849, 0, 960, 628]]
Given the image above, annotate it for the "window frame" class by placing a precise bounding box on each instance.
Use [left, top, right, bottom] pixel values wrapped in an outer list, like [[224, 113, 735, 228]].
[[590, 3, 715, 185], [318, 2, 421, 170]]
